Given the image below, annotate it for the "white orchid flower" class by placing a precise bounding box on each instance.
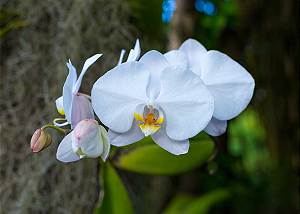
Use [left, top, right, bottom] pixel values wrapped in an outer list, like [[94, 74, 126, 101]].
[[55, 54, 102, 128], [165, 39, 255, 136], [56, 119, 110, 163], [91, 50, 214, 155], [117, 39, 141, 65]]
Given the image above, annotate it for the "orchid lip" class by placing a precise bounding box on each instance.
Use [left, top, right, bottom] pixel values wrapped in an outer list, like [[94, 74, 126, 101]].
[[134, 105, 164, 136]]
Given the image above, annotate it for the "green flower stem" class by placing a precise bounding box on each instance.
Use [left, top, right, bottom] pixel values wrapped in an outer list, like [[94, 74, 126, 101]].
[[41, 124, 68, 135]]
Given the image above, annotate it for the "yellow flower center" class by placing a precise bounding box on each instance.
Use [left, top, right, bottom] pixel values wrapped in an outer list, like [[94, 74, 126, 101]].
[[134, 106, 164, 136]]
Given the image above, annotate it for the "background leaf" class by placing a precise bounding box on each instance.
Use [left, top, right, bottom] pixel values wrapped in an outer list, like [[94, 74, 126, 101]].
[[162, 194, 194, 214], [116, 140, 215, 175], [184, 188, 231, 214], [95, 163, 133, 214], [162, 189, 231, 214]]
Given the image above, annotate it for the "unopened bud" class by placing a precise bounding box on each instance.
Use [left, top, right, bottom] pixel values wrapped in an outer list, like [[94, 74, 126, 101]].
[[30, 128, 52, 153], [72, 119, 103, 158]]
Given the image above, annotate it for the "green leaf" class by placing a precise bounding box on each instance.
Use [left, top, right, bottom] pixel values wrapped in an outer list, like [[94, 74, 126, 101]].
[[162, 189, 231, 214], [94, 163, 134, 214], [185, 189, 231, 214], [116, 140, 215, 175], [162, 194, 194, 214]]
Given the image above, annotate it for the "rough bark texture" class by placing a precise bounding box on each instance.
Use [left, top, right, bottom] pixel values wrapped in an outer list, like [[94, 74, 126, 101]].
[[168, 0, 196, 49], [0, 0, 135, 213]]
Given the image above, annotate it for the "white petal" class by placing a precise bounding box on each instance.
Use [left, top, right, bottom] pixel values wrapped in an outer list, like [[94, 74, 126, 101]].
[[66, 60, 78, 86], [71, 94, 94, 128], [179, 38, 207, 76], [73, 53, 102, 93], [139, 50, 169, 99], [156, 67, 214, 141], [99, 125, 111, 161], [164, 50, 188, 70], [55, 96, 64, 115], [204, 117, 227, 136], [56, 132, 80, 163], [117, 49, 126, 65], [201, 50, 255, 120], [63, 60, 78, 122], [127, 39, 141, 62], [152, 128, 189, 155], [91, 61, 149, 133], [108, 120, 144, 146]]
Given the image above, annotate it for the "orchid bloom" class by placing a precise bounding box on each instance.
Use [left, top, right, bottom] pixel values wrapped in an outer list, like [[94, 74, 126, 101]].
[[55, 54, 102, 128], [117, 39, 141, 65], [56, 119, 110, 162], [165, 39, 255, 136], [91, 50, 214, 155]]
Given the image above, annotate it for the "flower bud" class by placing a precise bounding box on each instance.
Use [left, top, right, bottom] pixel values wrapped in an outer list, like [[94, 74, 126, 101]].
[[71, 119, 103, 158], [56, 119, 110, 162], [30, 128, 52, 153]]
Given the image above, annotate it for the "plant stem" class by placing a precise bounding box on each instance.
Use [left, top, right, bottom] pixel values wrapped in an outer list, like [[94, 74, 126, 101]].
[[41, 124, 68, 134]]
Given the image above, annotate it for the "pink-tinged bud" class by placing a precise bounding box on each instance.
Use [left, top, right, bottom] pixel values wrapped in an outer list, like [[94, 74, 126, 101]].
[[71, 93, 94, 128], [30, 128, 52, 153], [71, 119, 103, 158], [56, 119, 110, 163]]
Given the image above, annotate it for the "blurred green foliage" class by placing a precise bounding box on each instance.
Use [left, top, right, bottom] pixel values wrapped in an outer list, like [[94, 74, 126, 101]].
[[0, 9, 26, 37], [183, 188, 231, 214], [115, 140, 214, 175], [163, 189, 231, 214], [195, 0, 238, 48], [163, 194, 194, 214], [126, 0, 165, 50], [228, 109, 271, 175], [95, 163, 133, 214]]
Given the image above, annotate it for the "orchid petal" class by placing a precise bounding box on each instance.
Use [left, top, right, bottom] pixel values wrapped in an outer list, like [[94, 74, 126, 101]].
[[92, 61, 149, 133], [127, 39, 141, 62], [201, 50, 255, 120], [204, 117, 227, 136], [66, 60, 78, 86], [164, 50, 188, 70], [99, 125, 110, 161], [73, 53, 102, 93], [63, 60, 78, 123], [108, 120, 144, 146], [179, 38, 207, 76], [71, 94, 94, 128], [156, 68, 214, 141], [55, 96, 64, 115], [152, 128, 189, 155], [56, 132, 80, 163], [118, 49, 126, 65], [139, 50, 169, 99]]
